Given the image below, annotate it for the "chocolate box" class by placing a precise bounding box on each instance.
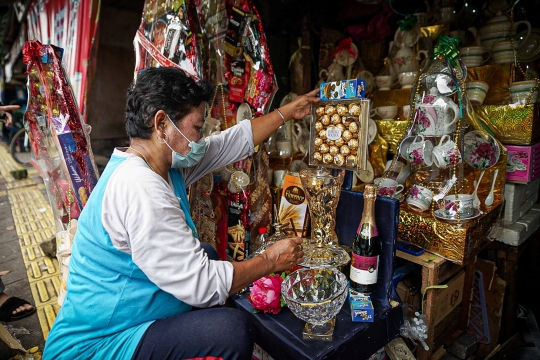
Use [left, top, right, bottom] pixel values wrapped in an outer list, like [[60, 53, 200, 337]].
[[349, 289, 375, 323], [505, 142, 540, 183]]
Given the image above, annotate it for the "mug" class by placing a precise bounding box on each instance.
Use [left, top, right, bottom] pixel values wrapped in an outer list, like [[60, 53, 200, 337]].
[[443, 194, 474, 217], [432, 135, 462, 169], [407, 185, 433, 212], [374, 178, 404, 198], [466, 81, 490, 106], [406, 135, 433, 166], [510, 80, 539, 104], [492, 41, 515, 64], [398, 71, 418, 89], [459, 46, 490, 68], [402, 105, 411, 120], [370, 105, 398, 119], [375, 75, 397, 91]]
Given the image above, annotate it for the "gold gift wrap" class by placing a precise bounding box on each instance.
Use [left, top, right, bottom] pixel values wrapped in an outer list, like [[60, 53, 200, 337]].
[[420, 25, 449, 40], [374, 120, 408, 154], [398, 202, 503, 265], [474, 104, 540, 145], [466, 63, 519, 105]]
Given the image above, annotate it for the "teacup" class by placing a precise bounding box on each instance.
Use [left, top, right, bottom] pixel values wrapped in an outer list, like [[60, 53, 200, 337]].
[[398, 71, 418, 89], [510, 80, 539, 104], [407, 185, 433, 212], [374, 178, 404, 198], [406, 135, 433, 166], [459, 46, 490, 68], [432, 135, 462, 169], [492, 41, 515, 64], [375, 75, 397, 91], [443, 194, 474, 217], [402, 105, 411, 120], [370, 105, 398, 119], [466, 81, 490, 106]]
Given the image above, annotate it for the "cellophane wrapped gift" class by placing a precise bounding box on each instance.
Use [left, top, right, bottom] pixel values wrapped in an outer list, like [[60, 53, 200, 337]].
[[134, 0, 203, 78], [23, 40, 100, 305], [392, 36, 506, 264]]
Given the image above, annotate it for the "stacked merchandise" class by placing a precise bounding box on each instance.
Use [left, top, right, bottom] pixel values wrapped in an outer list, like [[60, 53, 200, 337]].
[[23, 40, 99, 305], [135, 0, 278, 261]]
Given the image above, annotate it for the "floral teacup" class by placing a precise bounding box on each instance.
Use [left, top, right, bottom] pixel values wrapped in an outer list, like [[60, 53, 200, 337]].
[[443, 194, 474, 218], [432, 135, 462, 169], [406, 185, 433, 212], [406, 135, 433, 166], [374, 178, 404, 198]]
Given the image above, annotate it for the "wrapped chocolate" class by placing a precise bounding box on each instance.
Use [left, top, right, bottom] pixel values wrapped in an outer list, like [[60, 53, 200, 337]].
[[309, 99, 369, 170]]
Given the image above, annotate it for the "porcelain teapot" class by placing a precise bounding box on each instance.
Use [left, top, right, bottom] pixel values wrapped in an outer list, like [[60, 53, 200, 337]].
[[414, 87, 459, 136], [391, 46, 429, 75], [479, 11, 531, 49]]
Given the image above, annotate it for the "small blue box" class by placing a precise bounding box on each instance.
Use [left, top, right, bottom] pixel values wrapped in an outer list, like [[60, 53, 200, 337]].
[[349, 289, 375, 322], [319, 79, 366, 101]]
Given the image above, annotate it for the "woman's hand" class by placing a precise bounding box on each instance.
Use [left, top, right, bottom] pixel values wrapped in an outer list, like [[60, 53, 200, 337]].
[[261, 237, 304, 273], [281, 89, 320, 120]]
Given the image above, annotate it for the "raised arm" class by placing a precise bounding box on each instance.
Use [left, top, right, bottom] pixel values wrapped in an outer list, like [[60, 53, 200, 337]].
[[250, 89, 319, 146]]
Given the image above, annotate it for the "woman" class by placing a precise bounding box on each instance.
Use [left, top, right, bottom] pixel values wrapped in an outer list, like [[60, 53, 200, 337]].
[[43, 67, 319, 360]]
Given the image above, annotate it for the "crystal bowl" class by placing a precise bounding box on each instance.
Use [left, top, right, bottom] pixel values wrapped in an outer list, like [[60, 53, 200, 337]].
[[281, 268, 348, 326]]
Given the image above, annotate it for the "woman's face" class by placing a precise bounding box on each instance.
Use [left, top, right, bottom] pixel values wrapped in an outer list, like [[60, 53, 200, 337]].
[[166, 102, 206, 155]]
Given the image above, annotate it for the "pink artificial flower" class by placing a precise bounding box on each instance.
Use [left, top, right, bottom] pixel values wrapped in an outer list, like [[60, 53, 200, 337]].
[[248, 274, 284, 314]]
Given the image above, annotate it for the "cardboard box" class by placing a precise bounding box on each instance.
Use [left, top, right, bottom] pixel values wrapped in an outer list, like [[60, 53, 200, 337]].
[[496, 204, 540, 246], [504, 191, 539, 225], [278, 174, 310, 237], [319, 79, 366, 100], [424, 270, 466, 326], [396, 279, 421, 312], [0, 324, 27, 354], [506, 143, 540, 183], [349, 289, 375, 322]]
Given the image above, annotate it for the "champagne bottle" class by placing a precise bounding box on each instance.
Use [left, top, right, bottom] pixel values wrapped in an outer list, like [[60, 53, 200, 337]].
[[350, 184, 380, 294]]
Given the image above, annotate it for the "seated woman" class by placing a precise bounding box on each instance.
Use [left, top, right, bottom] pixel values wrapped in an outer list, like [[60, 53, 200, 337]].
[[43, 67, 318, 360], [0, 274, 35, 322]]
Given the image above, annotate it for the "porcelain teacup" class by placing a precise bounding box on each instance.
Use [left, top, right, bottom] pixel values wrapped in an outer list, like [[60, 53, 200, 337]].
[[406, 135, 433, 166], [510, 80, 539, 104], [443, 194, 474, 218], [375, 75, 397, 91], [432, 135, 462, 169], [407, 185, 433, 212], [466, 81, 490, 106], [459, 46, 490, 68], [374, 178, 404, 198], [370, 105, 398, 119]]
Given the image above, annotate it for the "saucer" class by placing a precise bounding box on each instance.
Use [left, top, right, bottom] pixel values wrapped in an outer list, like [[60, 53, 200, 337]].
[[463, 130, 500, 169], [368, 118, 377, 144], [517, 28, 540, 63], [353, 161, 374, 185], [434, 208, 482, 223], [236, 103, 253, 123]]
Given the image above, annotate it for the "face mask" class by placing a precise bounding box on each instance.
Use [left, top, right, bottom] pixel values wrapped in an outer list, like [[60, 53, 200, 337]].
[[164, 114, 206, 168]]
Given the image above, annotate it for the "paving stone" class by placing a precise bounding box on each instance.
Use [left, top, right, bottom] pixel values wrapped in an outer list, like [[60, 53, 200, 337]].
[[446, 332, 478, 359]]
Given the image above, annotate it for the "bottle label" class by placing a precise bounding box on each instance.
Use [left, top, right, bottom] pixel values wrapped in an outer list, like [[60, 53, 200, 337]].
[[356, 223, 378, 237], [350, 253, 379, 285]]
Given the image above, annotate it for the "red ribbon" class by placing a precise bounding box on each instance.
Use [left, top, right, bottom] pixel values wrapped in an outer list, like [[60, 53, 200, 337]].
[[330, 37, 358, 60], [22, 40, 45, 66]]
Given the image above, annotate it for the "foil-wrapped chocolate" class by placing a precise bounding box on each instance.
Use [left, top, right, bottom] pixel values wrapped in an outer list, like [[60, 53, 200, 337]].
[[325, 105, 336, 116], [334, 154, 345, 166], [340, 145, 351, 156], [313, 151, 322, 162], [337, 105, 348, 116], [314, 137, 323, 147], [315, 121, 323, 131], [329, 145, 339, 156], [323, 153, 333, 164], [331, 114, 341, 125], [349, 122, 358, 133], [316, 106, 325, 117], [335, 138, 345, 147], [342, 130, 352, 141], [319, 143, 330, 153], [321, 115, 331, 126], [348, 138, 359, 148], [349, 104, 360, 116]]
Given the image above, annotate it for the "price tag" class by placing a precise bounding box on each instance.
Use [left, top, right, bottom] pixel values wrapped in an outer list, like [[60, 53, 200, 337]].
[[326, 126, 342, 141]]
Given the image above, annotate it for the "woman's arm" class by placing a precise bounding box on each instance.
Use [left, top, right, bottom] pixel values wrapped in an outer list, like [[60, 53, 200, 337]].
[[250, 89, 319, 146]]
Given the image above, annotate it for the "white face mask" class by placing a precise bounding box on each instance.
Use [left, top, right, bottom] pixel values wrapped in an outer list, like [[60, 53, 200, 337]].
[[163, 114, 206, 168]]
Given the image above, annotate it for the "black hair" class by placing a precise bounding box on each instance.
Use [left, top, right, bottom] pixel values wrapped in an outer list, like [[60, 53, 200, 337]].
[[125, 67, 214, 139]]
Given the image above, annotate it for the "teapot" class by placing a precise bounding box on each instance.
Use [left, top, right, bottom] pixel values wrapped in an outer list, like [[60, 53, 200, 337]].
[[479, 11, 531, 50], [414, 87, 459, 136], [391, 46, 429, 75]]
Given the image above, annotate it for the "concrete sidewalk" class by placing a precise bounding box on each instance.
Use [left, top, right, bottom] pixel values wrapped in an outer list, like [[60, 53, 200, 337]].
[[1, 143, 51, 359]]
